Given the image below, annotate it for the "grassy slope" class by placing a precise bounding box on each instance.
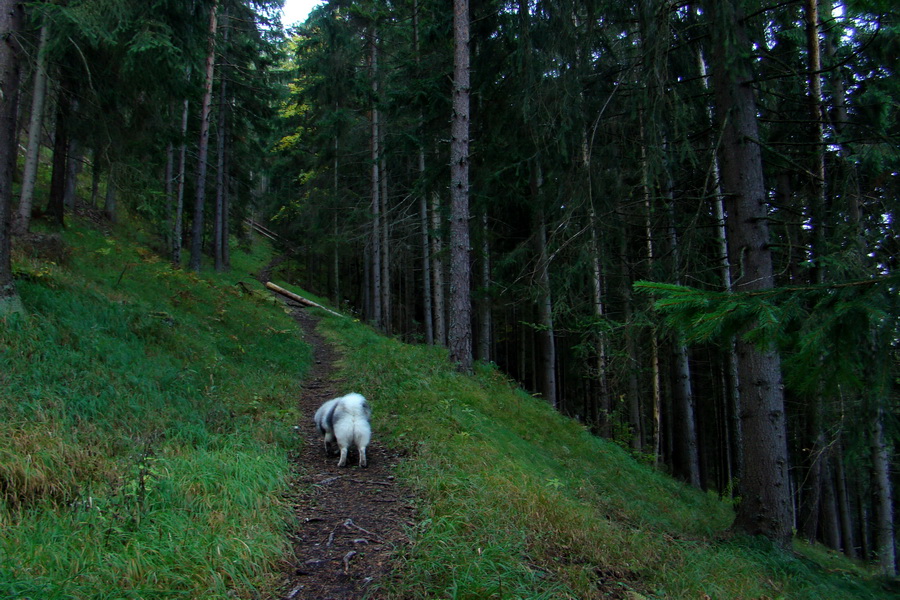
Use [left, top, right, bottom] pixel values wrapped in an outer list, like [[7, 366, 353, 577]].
[[2, 216, 892, 599], [309, 312, 892, 600], [1, 219, 311, 599]]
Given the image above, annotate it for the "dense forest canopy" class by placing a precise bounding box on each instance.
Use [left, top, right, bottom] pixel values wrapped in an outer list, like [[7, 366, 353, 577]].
[[0, 0, 897, 575]]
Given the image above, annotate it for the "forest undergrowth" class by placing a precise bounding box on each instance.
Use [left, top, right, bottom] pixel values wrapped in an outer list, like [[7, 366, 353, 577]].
[[0, 213, 895, 599]]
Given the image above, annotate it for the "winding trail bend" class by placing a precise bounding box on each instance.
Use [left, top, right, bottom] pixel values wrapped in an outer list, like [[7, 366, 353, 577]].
[[267, 292, 415, 600]]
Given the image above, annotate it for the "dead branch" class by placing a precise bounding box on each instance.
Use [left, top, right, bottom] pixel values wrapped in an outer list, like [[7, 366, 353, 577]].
[[265, 282, 345, 318], [343, 518, 384, 543], [348, 478, 393, 486], [316, 475, 343, 486], [343, 550, 357, 574]]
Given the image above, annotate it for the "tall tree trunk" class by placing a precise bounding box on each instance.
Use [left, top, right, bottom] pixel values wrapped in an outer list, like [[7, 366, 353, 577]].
[[871, 383, 896, 575], [857, 483, 871, 560], [583, 117, 610, 434], [665, 195, 700, 489], [619, 229, 643, 450], [698, 44, 743, 486], [821, 456, 841, 550], [804, 0, 827, 284], [663, 145, 696, 477], [448, 0, 472, 372], [640, 130, 660, 457], [363, 242, 372, 321], [0, 0, 24, 314], [631, 139, 663, 454], [477, 210, 491, 361], [369, 25, 383, 330], [332, 212, 340, 304], [589, 205, 610, 436], [218, 126, 231, 271], [214, 9, 229, 273], [165, 141, 175, 252], [189, 1, 219, 272], [46, 90, 71, 227], [213, 116, 228, 273], [576, 9, 610, 435], [332, 137, 340, 304], [90, 146, 103, 207], [431, 191, 446, 345], [14, 23, 49, 235], [834, 440, 858, 558], [798, 400, 825, 543], [379, 113, 391, 334], [821, 0, 862, 256], [63, 131, 79, 209], [419, 157, 433, 345], [705, 0, 793, 547], [671, 340, 699, 486], [172, 98, 189, 267], [646, 330, 658, 455], [796, 4, 831, 546], [534, 206, 557, 408], [103, 160, 117, 223], [413, 0, 433, 346]]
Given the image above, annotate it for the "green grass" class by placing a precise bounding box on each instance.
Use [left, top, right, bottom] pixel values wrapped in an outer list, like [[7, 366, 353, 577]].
[[297, 303, 895, 600], [3, 213, 895, 599], [1, 218, 311, 599]]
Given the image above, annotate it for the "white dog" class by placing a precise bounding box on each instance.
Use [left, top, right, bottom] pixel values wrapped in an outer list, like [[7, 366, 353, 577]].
[[313, 393, 372, 467]]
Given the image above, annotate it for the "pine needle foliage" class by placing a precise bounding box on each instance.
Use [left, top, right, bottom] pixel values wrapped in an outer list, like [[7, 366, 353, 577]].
[[634, 276, 900, 395]]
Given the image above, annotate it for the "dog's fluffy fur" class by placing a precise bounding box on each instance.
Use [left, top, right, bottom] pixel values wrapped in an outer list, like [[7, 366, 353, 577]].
[[313, 393, 372, 467]]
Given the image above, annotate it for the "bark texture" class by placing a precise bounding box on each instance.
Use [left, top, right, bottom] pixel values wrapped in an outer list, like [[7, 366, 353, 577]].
[[705, 0, 793, 547], [448, 0, 472, 373], [14, 23, 49, 235], [0, 0, 23, 313], [189, 1, 219, 272]]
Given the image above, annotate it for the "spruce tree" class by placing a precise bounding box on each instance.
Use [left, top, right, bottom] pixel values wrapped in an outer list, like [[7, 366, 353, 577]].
[[449, 0, 472, 372], [0, 0, 23, 316]]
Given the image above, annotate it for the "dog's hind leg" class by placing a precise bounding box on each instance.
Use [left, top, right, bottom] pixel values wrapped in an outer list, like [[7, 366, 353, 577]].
[[355, 422, 371, 468], [337, 445, 349, 467]]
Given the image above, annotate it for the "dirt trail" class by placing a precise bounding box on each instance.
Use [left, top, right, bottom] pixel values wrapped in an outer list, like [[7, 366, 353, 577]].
[[268, 295, 414, 600]]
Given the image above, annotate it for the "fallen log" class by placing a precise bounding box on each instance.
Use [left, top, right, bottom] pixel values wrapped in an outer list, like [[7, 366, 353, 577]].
[[265, 282, 345, 318]]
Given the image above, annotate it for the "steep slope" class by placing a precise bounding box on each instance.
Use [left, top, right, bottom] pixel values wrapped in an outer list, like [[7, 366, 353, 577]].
[[2, 217, 893, 599], [294, 288, 895, 599], [1, 222, 311, 598]]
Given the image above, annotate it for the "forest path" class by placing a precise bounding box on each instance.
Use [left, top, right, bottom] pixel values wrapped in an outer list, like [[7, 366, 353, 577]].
[[263, 281, 414, 600]]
